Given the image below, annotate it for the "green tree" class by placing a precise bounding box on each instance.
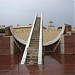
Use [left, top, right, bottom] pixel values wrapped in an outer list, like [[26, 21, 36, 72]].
[[58, 26, 62, 29], [0, 29, 5, 33]]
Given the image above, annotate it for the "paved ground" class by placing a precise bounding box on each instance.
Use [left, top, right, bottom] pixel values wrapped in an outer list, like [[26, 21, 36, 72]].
[[0, 53, 75, 75]]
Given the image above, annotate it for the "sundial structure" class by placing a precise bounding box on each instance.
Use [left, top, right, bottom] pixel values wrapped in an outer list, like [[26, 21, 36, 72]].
[[10, 14, 65, 64]]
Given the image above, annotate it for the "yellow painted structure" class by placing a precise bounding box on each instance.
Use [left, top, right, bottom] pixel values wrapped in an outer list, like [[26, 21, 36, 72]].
[[13, 25, 61, 43]]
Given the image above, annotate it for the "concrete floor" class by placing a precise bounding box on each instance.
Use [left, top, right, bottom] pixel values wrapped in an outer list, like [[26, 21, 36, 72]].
[[0, 53, 75, 75]]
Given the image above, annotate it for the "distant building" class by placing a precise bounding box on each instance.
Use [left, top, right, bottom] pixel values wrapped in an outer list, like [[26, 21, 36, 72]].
[[48, 20, 54, 29], [0, 25, 5, 29]]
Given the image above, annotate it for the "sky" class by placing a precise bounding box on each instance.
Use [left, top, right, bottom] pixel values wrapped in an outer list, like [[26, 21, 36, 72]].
[[0, 0, 74, 27]]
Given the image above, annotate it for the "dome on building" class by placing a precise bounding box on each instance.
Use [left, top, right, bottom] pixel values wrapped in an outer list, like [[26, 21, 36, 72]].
[[48, 20, 54, 29]]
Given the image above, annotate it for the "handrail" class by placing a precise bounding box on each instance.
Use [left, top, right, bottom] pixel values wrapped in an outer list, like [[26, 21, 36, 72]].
[[43, 24, 65, 46], [38, 14, 43, 64], [10, 26, 27, 45], [21, 14, 37, 64]]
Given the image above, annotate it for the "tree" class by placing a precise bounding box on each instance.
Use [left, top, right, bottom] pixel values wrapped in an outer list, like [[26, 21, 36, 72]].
[[57, 26, 62, 29], [0, 29, 5, 33]]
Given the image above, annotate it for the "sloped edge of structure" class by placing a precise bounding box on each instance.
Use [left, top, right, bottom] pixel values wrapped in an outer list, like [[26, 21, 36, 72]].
[[21, 14, 37, 64], [10, 26, 27, 45]]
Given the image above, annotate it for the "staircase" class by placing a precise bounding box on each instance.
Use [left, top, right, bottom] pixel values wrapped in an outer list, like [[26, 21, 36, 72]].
[[21, 14, 43, 64], [25, 17, 41, 64]]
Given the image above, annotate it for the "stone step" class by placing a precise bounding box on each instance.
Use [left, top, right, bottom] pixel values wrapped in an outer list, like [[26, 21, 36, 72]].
[[27, 55, 38, 57], [25, 60, 38, 64], [25, 17, 41, 65]]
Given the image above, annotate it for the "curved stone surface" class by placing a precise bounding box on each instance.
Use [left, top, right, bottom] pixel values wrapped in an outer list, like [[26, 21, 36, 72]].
[[10, 24, 65, 46]]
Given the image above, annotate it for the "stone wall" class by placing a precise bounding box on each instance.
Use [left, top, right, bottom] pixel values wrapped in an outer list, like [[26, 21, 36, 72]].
[[0, 34, 10, 55], [0, 34, 20, 55], [5, 26, 12, 36], [64, 32, 75, 54], [62, 24, 75, 54]]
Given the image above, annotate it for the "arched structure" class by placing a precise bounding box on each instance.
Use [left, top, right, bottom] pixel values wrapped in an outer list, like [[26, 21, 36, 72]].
[[10, 15, 65, 64]]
